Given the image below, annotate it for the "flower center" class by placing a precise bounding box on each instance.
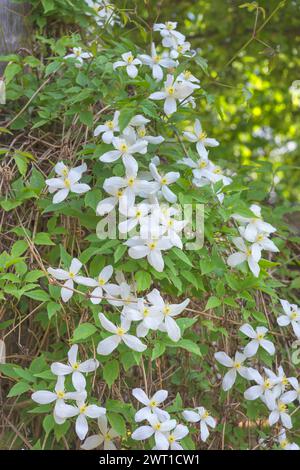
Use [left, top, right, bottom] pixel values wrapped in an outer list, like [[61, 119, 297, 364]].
[[163, 305, 171, 316], [127, 177, 135, 187], [198, 131, 207, 141], [184, 70, 192, 79], [263, 379, 271, 390], [153, 55, 161, 63], [213, 167, 221, 174], [64, 178, 71, 189], [56, 390, 65, 399], [278, 402, 287, 413], [117, 190, 123, 198], [98, 278, 105, 286], [136, 210, 142, 217], [138, 128, 146, 137], [257, 333, 265, 341], [69, 271, 75, 278], [79, 404, 87, 414], [120, 143, 128, 153], [291, 310, 299, 320], [149, 400, 157, 407], [166, 22, 174, 30], [234, 362, 241, 369], [107, 120, 114, 130], [199, 160, 207, 168], [105, 433, 111, 441], [62, 167, 69, 176], [280, 439, 288, 449], [246, 248, 252, 257], [161, 177, 168, 185], [154, 423, 161, 430], [168, 435, 175, 443], [116, 327, 125, 336], [177, 45, 183, 52], [281, 376, 289, 386], [143, 308, 149, 317], [167, 219, 173, 228], [257, 234, 264, 242], [166, 86, 175, 95], [72, 362, 79, 370], [148, 242, 157, 250], [203, 410, 209, 419], [127, 55, 134, 64], [74, 48, 82, 57]]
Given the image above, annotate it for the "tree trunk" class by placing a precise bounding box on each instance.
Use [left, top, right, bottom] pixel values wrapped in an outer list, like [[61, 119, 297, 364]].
[[0, 1, 30, 75]]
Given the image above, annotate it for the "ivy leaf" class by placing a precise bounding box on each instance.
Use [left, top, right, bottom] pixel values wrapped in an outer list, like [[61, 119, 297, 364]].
[[107, 412, 126, 437]]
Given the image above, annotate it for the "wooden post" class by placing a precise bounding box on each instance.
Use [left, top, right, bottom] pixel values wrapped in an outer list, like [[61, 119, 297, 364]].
[[0, 1, 30, 75]]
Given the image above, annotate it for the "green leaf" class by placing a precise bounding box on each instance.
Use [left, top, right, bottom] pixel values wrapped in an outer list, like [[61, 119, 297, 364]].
[[114, 244, 127, 263], [24, 290, 50, 302], [172, 247, 193, 267], [151, 342, 166, 360], [7, 381, 31, 397], [47, 302, 61, 320], [118, 108, 135, 132], [11, 240, 28, 257], [107, 412, 126, 437], [79, 110, 93, 128], [205, 296, 221, 310], [4, 63, 22, 84], [72, 323, 97, 342], [134, 270, 152, 292], [176, 339, 202, 356], [34, 232, 55, 245], [103, 360, 119, 387], [252, 310, 268, 325]]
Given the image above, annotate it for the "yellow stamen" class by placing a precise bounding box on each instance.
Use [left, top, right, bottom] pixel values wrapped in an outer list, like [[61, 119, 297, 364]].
[[116, 327, 125, 336], [64, 178, 71, 189], [166, 86, 175, 95], [79, 404, 87, 414], [57, 391, 65, 399], [106, 120, 114, 130]]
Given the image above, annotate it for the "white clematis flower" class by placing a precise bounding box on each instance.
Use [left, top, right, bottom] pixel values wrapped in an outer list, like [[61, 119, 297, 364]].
[[124, 298, 163, 337], [99, 128, 148, 165], [158, 424, 189, 450], [47, 258, 82, 302], [97, 313, 147, 355], [55, 399, 106, 440], [149, 162, 179, 203], [131, 414, 177, 450], [239, 324, 275, 357], [139, 43, 176, 81], [132, 388, 170, 422], [146, 288, 189, 342], [232, 204, 276, 238], [46, 166, 90, 204], [149, 74, 195, 115], [75, 265, 113, 304], [119, 203, 151, 234], [135, 125, 164, 144], [227, 237, 261, 278], [244, 368, 279, 409], [113, 52, 141, 78], [276, 428, 299, 450], [214, 351, 249, 391], [267, 399, 293, 429], [51, 344, 99, 391], [183, 119, 219, 158], [281, 377, 300, 405], [153, 22, 185, 46], [64, 47, 92, 68], [177, 70, 200, 88], [125, 235, 173, 273], [31, 376, 85, 424], [239, 226, 279, 253], [264, 366, 292, 395], [94, 111, 120, 143], [81, 415, 119, 450], [277, 299, 300, 338], [183, 407, 216, 442]]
